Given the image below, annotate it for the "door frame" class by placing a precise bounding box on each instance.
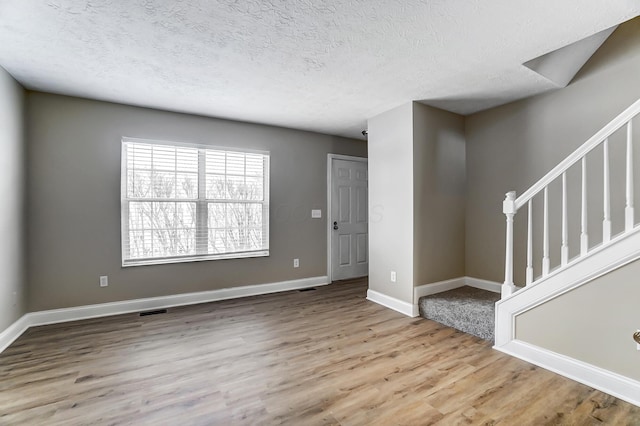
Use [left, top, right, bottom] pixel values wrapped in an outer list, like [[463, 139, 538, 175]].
[[327, 154, 369, 282]]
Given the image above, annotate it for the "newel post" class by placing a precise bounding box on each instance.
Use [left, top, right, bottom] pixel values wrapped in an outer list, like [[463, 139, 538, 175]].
[[502, 191, 517, 298]]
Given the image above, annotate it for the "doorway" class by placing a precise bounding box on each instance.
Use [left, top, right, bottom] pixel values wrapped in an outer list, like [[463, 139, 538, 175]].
[[327, 154, 369, 281]]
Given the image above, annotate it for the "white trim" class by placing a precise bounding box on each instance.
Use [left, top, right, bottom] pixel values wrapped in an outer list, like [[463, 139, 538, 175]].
[[492, 227, 640, 406], [0, 314, 30, 354], [121, 138, 271, 267], [326, 154, 368, 281], [465, 277, 502, 293], [412, 276, 501, 313], [122, 136, 271, 156], [414, 277, 466, 301], [327, 154, 369, 163], [122, 250, 269, 268], [495, 226, 640, 347], [367, 289, 419, 317], [0, 276, 329, 354], [496, 340, 640, 407]]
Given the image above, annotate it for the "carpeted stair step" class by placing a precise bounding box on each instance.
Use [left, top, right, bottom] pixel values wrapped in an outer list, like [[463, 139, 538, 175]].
[[418, 286, 500, 341]]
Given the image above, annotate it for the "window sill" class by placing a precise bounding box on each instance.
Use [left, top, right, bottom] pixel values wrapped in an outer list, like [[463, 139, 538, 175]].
[[122, 250, 269, 267]]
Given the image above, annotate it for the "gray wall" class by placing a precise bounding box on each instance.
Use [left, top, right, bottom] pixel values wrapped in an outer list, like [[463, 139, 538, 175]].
[[516, 257, 640, 381], [413, 103, 466, 286], [0, 67, 26, 331], [465, 18, 640, 283], [26, 92, 366, 311], [367, 102, 414, 303]]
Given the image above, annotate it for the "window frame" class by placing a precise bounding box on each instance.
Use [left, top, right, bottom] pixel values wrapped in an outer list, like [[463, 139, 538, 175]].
[[120, 137, 270, 267]]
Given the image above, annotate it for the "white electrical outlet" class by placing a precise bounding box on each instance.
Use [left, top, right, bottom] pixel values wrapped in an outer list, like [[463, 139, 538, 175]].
[[311, 209, 322, 219], [390, 271, 397, 282], [100, 276, 109, 287], [294, 258, 299, 268], [12, 291, 17, 307]]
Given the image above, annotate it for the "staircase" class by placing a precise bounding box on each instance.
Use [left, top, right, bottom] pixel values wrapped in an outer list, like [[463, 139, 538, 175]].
[[494, 98, 640, 406]]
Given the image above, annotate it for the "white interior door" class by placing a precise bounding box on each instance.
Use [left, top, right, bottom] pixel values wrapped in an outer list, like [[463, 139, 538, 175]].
[[331, 158, 368, 280]]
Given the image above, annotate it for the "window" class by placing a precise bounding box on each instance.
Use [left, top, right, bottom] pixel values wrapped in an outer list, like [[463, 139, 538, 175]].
[[121, 137, 269, 266]]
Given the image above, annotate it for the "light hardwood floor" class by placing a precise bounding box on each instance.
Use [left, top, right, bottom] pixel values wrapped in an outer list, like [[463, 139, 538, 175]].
[[1, 278, 639, 425]]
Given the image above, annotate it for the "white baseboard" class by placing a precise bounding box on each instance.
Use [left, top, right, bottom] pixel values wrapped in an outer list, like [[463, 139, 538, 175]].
[[465, 277, 501, 293], [412, 276, 501, 313], [495, 340, 640, 407], [414, 277, 466, 300], [0, 314, 30, 354], [367, 289, 419, 317], [0, 276, 329, 354]]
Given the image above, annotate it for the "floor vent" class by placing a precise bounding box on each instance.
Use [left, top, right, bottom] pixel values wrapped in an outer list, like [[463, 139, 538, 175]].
[[298, 288, 317, 292], [139, 309, 168, 317]]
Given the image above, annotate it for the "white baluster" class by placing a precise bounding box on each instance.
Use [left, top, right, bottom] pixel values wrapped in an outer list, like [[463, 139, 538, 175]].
[[542, 186, 550, 276], [526, 199, 533, 286], [561, 172, 568, 266], [603, 138, 612, 243], [502, 191, 517, 298], [581, 157, 588, 255], [626, 120, 634, 231]]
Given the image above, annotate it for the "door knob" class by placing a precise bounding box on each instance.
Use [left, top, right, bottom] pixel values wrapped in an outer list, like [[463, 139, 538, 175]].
[[333, 221, 339, 230]]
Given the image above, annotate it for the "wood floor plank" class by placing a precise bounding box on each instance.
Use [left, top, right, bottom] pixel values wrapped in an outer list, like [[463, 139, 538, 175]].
[[1, 278, 638, 425]]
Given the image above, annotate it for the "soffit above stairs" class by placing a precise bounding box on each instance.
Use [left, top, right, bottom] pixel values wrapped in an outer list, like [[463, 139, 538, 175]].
[[0, 1, 638, 139], [523, 26, 618, 89]]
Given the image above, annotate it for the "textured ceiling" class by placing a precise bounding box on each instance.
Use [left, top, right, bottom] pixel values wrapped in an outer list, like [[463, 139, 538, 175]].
[[0, 1, 638, 139]]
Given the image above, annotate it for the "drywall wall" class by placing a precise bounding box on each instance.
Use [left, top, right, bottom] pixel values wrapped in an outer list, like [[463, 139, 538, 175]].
[[465, 18, 640, 284], [515, 257, 640, 381], [367, 102, 414, 304], [0, 67, 26, 331], [367, 101, 466, 306], [413, 103, 466, 286], [26, 92, 366, 311]]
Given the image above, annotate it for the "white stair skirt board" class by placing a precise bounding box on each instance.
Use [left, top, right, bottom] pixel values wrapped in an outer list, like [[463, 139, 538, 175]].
[[0, 276, 330, 355], [496, 340, 640, 407], [495, 225, 640, 347], [367, 289, 419, 317], [413, 276, 501, 311], [494, 227, 640, 407]]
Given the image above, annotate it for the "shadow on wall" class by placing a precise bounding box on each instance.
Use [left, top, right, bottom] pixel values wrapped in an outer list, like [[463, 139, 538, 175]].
[[573, 16, 640, 83], [416, 94, 554, 118]]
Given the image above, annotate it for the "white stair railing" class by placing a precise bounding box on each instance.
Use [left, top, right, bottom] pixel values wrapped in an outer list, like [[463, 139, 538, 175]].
[[502, 98, 640, 298]]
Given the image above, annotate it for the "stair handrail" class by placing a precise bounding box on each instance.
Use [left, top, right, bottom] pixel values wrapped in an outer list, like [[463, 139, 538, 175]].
[[515, 98, 640, 210], [502, 97, 640, 298]]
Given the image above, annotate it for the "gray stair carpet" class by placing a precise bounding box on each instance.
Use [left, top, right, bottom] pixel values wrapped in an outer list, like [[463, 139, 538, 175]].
[[418, 286, 500, 342]]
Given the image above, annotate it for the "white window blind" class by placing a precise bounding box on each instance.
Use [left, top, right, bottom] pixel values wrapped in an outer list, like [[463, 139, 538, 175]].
[[121, 137, 269, 266]]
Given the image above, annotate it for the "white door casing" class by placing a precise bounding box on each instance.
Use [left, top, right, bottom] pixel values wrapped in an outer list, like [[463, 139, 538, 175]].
[[328, 155, 368, 281]]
